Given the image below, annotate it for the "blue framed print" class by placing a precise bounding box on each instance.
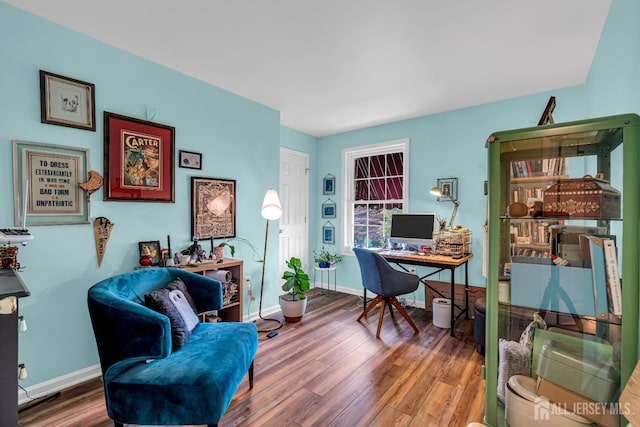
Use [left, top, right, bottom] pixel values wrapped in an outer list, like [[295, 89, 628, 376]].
[[323, 174, 335, 195], [322, 199, 336, 218], [322, 222, 335, 244]]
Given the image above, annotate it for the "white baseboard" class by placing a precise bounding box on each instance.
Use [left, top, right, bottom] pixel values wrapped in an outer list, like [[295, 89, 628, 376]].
[[18, 364, 101, 405], [243, 285, 426, 322]]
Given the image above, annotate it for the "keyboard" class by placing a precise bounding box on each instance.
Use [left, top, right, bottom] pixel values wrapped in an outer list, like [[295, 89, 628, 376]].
[[0, 228, 34, 244]]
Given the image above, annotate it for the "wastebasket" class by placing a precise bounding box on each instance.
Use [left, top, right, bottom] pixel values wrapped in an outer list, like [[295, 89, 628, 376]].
[[432, 298, 451, 328]]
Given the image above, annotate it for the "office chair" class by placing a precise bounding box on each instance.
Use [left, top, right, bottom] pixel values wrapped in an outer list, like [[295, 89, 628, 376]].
[[353, 248, 420, 338]]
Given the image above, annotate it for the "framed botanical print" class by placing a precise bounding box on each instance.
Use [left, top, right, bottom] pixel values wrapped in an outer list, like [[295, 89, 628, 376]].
[[103, 112, 175, 202], [323, 174, 335, 195], [322, 199, 336, 218], [40, 70, 96, 131], [191, 177, 236, 240], [12, 140, 89, 226], [322, 222, 335, 244]]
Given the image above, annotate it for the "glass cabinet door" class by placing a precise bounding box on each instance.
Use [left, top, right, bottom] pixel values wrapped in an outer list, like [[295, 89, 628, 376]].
[[484, 114, 640, 426]]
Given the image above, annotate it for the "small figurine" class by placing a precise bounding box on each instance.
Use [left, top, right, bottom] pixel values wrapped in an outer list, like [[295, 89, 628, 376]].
[[173, 252, 180, 265]]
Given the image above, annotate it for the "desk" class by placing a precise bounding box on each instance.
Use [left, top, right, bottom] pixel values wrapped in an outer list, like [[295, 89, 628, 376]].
[[379, 251, 473, 337]]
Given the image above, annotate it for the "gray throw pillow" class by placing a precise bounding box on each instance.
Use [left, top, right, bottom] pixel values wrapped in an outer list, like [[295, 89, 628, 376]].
[[145, 287, 192, 351]]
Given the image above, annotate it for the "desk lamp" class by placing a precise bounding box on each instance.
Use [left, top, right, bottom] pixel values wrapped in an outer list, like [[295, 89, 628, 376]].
[[430, 186, 460, 229], [257, 189, 284, 332]]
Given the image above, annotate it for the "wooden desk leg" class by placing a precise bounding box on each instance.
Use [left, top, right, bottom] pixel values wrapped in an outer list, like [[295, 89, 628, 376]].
[[450, 266, 455, 337], [465, 261, 469, 320]]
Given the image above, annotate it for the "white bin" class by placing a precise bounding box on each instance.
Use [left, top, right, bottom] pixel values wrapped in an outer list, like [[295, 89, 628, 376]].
[[432, 298, 451, 328]]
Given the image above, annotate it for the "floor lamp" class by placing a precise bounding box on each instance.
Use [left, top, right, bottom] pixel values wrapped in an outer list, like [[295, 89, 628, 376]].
[[256, 189, 284, 332]]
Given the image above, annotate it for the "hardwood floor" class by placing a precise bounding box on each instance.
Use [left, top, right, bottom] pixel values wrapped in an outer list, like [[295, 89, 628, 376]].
[[18, 291, 486, 427]]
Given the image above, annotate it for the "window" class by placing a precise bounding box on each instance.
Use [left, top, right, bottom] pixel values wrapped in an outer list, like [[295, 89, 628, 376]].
[[342, 139, 409, 252]]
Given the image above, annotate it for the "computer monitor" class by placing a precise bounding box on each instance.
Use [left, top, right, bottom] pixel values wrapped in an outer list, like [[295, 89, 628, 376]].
[[389, 213, 436, 250]]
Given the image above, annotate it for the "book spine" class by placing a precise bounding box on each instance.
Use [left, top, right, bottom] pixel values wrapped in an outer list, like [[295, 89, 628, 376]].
[[603, 239, 622, 316]]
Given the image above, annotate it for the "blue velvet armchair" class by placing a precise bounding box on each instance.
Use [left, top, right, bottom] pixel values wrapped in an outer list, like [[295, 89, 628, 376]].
[[87, 268, 258, 427], [353, 248, 420, 338]]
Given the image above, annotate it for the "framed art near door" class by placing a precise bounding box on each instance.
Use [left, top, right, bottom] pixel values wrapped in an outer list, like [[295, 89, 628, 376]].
[[103, 112, 175, 202]]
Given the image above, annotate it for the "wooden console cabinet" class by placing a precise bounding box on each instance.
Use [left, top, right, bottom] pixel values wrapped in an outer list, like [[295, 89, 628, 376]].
[[179, 258, 243, 322]]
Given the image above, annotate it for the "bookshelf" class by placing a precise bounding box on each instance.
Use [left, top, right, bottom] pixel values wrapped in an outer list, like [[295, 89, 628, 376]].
[[485, 114, 640, 426]]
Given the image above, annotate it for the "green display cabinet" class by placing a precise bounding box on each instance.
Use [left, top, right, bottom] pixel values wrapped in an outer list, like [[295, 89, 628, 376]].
[[484, 114, 640, 426]]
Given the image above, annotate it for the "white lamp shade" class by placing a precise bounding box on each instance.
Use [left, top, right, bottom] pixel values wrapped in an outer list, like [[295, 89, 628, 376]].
[[261, 189, 282, 220]]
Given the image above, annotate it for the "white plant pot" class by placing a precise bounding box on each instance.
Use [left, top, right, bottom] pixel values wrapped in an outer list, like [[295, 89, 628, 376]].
[[279, 295, 308, 323]]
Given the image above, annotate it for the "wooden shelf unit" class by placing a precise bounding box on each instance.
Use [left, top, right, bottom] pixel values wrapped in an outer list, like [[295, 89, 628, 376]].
[[180, 258, 243, 322]]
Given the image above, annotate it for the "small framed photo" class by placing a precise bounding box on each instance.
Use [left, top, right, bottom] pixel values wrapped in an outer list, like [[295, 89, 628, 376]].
[[40, 70, 96, 131], [139, 240, 162, 265], [322, 223, 335, 245], [179, 150, 202, 170], [436, 177, 458, 202], [322, 199, 336, 218], [323, 174, 335, 195]]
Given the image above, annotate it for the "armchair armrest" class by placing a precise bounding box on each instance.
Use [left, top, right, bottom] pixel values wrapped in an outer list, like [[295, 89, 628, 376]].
[[88, 287, 171, 374]]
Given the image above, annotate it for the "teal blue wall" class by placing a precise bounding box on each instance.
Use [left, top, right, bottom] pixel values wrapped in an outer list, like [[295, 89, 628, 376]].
[[2, 0, 639, 392], [1, 2, 282, 387], [315, 0, 640, 298]]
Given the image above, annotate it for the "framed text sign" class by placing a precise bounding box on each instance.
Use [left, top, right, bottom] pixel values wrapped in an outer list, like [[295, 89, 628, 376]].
[[12, 140, 89, 226], [104, 112, 175, 202]]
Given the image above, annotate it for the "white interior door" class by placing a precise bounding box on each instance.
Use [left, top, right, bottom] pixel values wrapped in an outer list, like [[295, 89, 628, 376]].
[[279, 148, 309, 279]]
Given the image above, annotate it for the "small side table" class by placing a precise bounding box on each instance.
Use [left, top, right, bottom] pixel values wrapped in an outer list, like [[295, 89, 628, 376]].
[[313, 265, 337, 295]]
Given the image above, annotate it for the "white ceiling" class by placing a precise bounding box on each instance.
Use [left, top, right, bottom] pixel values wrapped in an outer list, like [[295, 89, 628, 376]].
[[6, 0, 612, 137]]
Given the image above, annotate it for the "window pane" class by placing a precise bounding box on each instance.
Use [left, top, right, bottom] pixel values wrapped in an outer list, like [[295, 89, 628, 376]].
[[355, 179, 368, 200], [355, 157, 368, 179], [387, 152, 403, 176], [353, 225, 368, 247], [369, 204, 384, 225], [370, 178, 385, 200], [368, 225, 385, 248], [386, 177, 403, 200], [354, 204, 367, 225], [370, 154, 385, 177]]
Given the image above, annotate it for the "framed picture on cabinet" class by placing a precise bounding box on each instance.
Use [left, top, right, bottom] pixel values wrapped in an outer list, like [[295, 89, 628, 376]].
[[138, 240, 162, 265], [191, 177, 236, 240], [103, 112, 175, 202], [40, 70, 96, 131]]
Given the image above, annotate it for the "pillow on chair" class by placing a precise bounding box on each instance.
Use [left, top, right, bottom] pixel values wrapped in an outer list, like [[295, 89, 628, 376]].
[[165, 277, 198, 314], [145, 285, 199, 351]]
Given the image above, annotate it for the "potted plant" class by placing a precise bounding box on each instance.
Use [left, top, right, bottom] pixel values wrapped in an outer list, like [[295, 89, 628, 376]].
[[212, 237, 262, 261], [279, 257, 310, 322], [313, 247, 343, 268]]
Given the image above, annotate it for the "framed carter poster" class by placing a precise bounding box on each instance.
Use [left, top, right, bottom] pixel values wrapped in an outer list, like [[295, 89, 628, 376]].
[[191, 177, 236, 240], [12, 140, 89, 226], [104, 112, 175, 202]]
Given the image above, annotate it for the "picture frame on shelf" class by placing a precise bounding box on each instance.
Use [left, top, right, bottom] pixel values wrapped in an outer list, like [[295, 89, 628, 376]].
[[40, 70, 96, 131], [322, 199, 336, 218], [103, 112, 175, 202], [322, 222, 335, 244], [138, 240, 162, 265], [179, 150, 202, 170], [12, 140, 90, 226], [436, 177, 458, 202], [191, 177, 236, 240], [323, 174, 335, 195]]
